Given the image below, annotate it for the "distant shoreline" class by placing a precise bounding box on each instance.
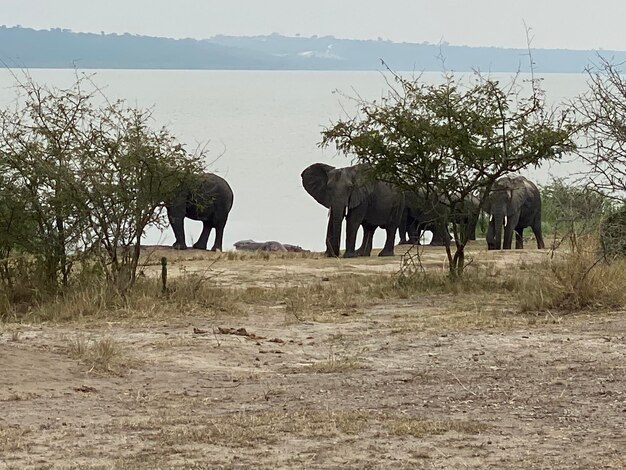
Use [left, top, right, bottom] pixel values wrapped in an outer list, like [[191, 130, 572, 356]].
[[1, 26, 624, 73]]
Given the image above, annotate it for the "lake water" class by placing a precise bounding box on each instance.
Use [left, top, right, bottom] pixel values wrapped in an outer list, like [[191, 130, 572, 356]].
[[0, 69, 590, 251]]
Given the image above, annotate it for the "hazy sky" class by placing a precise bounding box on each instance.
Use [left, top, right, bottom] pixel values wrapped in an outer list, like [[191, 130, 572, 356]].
[[3, 0, 626, 50]]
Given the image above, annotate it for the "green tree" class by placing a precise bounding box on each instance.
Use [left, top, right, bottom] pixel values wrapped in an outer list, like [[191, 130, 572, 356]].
[[0, 74, 205, 296], [321, 71, 575, 277], [541, 179, 612, 240]]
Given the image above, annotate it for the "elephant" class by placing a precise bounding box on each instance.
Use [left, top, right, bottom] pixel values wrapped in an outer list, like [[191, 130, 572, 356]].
[[166, 172, 234, 251], [301, 163, 404, 258], [484, 175, 544, 250], [398, 192, 479, 246]]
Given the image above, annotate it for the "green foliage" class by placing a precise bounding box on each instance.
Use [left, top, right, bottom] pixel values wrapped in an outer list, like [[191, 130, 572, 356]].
[[0, 73, 205, 303], [321, 70, 576, 276], [540, 179, 612, 237], [600, 205, 626, 260]]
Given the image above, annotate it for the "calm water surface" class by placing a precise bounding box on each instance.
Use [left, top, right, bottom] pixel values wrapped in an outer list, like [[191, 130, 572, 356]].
[[0, 70, 589, 251]]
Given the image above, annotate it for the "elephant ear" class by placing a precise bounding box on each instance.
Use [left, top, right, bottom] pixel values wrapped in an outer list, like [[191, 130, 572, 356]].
[[348, 185, 370, 209], [508, 177, 529, 215], [301, 163, 335, 208], [348, 165, 374, 209]]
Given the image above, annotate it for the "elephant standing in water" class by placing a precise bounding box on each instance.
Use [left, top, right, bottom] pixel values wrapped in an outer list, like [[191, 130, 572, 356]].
[[167, 172, 234, 251], [398, 192, 480, 246], [484, 175, 544, 250], [301, 163, 404, 257]]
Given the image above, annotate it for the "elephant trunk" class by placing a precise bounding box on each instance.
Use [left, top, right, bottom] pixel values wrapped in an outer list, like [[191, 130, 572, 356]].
[[492, 210, 505, 250], [326, 206, 344, 257]]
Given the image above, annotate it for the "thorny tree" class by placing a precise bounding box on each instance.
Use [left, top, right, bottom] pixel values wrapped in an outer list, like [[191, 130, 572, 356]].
[[575, 58, 626, 200], [321, 70, 575, 277], [0, 74, 205, 294], [574, 58, 626, 260]]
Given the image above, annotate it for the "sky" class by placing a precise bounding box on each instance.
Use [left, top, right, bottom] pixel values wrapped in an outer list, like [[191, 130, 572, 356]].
[[2, 0, 626, 51]]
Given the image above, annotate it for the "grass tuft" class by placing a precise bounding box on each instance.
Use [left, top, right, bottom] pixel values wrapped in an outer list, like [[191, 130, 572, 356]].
[[386, 416, 487, 437], [518, 240, 626, 312], [68, 336, 126, 373]]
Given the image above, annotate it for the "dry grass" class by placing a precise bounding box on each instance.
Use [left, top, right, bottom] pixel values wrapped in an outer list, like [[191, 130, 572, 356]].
[[385, 416, 487, 437], [518, 243, 626, 312], [114, 408, 486, 450], [67, 335, 127, 373], [5, 241, 625, 326], [224, 250, 318, 261], [307, 351, 363, 373], [0, 425, 31, 453]]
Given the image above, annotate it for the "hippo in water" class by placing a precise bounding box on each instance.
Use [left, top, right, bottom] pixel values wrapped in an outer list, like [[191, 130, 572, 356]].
[[233, 240, 309, 252]]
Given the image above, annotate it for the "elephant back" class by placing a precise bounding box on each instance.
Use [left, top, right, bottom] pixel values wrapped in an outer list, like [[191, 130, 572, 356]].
[[188, 172, 234, 214]]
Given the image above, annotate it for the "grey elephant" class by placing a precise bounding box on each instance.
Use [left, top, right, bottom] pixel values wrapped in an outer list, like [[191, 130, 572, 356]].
[[399, 192, 479, 246], [301, 163, 404, 258], [166, 172, 234, 251], [484, 175, 544, 250]]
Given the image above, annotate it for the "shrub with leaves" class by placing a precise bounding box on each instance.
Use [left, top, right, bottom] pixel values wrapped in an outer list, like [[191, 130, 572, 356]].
[[0, 73, 205, 299], [541, 179, 612, 240], [321, 70, 575, 276], [600, 206, 626, 260]]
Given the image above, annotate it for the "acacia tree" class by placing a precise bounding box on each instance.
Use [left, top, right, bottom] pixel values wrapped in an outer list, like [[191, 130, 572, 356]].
[[0, 74, 205, 294], [75, 104, 203, 292], [0, 76, 93, 288], [321, 71, 575, 277]]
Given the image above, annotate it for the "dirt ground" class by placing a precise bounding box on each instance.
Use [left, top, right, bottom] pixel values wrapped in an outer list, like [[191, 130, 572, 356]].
[[1, 246, 625, 469]]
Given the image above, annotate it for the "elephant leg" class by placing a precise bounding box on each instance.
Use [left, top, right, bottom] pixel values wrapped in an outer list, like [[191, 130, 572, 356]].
[[169, 215, 187, 250], [325, 216, 338, 257], [379, 225, 396, 256], [504, 213, 521, 250], [408, 220, 421, 245], [466, 213, 478, 241], [515, 227, 524, 249], [429, 224, 450, 246], [210, 222, 227, 251], [486, 221, 496, 250], [358, 225, 375, 256], [503, 224, 514, 249], [343, 214, 360, 258], [193, 221, 213, 250], [531, 216, 545, 249], [398, 210, 409, 244]]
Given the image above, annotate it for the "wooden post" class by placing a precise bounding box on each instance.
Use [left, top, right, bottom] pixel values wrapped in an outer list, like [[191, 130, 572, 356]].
[[161, 257, 167, 293]]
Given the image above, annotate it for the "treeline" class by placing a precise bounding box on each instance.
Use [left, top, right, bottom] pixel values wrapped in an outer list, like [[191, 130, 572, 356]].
[[3, 26, 626, 72]]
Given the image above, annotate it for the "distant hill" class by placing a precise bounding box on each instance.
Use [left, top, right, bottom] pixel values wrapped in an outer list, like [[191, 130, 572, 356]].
[[1, 26, 625, 72]]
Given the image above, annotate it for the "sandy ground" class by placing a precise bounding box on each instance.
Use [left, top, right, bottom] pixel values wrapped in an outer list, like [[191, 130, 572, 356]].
[[1, 245, 625, 469]]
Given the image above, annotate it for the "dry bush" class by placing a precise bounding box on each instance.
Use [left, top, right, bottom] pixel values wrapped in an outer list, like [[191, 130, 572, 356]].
[[518, 239, 626, 312], [68, 336, 126, 373], [307, 350, 362, 373]]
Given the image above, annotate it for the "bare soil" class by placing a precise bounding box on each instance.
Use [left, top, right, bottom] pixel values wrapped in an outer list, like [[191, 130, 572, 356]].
[[1, 246, 625, 469]]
